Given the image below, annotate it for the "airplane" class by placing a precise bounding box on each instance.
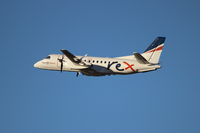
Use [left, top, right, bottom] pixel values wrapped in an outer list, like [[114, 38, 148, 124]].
[[34, 37, 166, 76]]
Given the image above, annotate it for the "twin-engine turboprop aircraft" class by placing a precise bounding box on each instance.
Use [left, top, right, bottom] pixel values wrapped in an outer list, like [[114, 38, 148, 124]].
[[34, 37, 166, 76]]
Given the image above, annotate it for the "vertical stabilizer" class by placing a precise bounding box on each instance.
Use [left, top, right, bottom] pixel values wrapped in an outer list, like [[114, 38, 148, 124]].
[[141, 37, 165, 64]]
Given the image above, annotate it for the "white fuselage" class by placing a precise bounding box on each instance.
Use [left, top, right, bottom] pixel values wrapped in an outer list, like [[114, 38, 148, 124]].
[[34, 37, 165, 76], [34, 54, 160, 76]]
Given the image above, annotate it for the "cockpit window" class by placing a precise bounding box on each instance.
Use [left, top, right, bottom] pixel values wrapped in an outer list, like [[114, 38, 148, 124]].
[[45, 56, 51, 59]]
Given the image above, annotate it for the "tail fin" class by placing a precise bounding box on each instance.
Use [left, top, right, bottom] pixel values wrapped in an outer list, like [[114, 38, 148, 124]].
[[141, 37, 166, 64]]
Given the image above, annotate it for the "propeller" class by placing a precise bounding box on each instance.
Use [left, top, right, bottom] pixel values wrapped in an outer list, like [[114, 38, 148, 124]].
[[76, 72, 80, 77], [58, 55, 64, 72]]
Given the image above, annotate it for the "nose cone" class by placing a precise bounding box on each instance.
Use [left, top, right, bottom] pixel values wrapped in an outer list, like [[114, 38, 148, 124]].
[[34, 62, 40, 68]]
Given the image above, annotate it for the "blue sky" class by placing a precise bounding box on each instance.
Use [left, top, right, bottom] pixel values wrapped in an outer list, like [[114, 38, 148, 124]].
[[0, 0, 200, 133]]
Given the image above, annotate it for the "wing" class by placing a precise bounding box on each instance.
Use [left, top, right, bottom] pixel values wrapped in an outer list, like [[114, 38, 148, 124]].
[[60, 49, 92, 67], [60, 49, 83, 64], [60, 49, 111, 76]]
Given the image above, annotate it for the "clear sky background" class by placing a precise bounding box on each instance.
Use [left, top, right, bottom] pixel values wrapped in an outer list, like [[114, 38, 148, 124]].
[[0, 0, 200, 133]]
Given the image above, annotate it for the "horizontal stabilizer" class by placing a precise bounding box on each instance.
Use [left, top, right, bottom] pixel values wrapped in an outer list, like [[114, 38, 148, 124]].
[[134, 53, 149, 64]]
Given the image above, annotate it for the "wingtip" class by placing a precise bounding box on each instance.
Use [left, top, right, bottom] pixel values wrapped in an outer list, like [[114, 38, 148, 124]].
[[60, 49, 68, 53]]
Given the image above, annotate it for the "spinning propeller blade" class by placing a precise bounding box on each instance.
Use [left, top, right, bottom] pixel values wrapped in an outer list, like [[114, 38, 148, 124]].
[[58, 55, 64, 72]]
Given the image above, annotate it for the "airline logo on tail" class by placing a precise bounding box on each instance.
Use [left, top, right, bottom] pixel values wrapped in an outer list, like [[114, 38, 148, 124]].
[[145, 45, 164, 53], [144, 37, 165, 53], [142, 37, 165, 64]]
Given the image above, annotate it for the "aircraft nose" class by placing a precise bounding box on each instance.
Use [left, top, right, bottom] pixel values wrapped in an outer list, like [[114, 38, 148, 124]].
[[34, 62, 40, 68]]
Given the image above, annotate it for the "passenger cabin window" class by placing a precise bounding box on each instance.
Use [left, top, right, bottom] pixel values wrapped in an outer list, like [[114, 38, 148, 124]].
[[45, 56, 50, 59], [100, 61, 103, 63], [96, 61, 99, 63], [104, 61, 107, 64]]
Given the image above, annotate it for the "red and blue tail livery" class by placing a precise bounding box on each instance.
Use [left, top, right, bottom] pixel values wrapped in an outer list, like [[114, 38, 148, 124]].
[[144, 37, 165, 53], [142, 37, 165, 64]]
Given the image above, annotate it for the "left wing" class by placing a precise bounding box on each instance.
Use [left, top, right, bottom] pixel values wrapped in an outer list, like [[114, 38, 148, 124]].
[[60, 49, 111, 76], [60, 49, 82, 64], [60, 49, 90, 66]]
